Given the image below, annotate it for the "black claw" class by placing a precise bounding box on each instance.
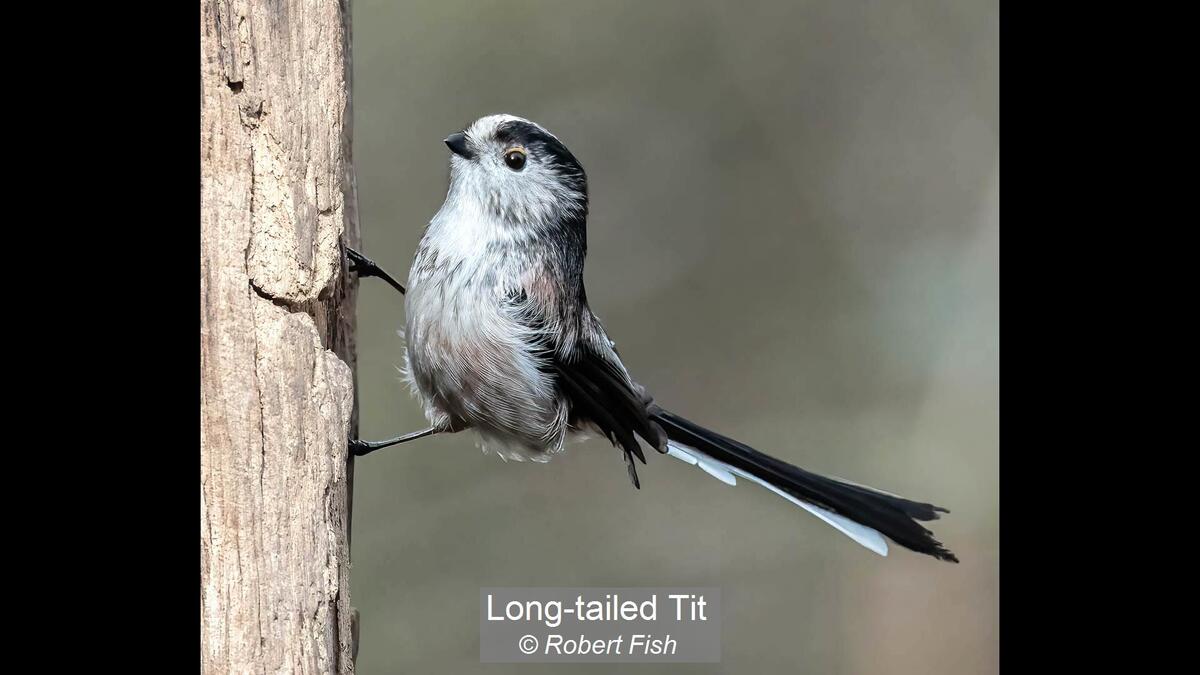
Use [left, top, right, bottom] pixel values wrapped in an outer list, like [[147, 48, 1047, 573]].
[[345, 247, 407, 295], [346, 248, 368, 273]]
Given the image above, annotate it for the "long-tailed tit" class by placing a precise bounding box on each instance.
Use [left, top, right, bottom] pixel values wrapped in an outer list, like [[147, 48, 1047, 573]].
[[349, 114, 957, 562]]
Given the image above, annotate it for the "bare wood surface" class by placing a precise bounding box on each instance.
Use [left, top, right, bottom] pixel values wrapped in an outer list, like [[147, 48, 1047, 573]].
[[201, 0, 360, 672]]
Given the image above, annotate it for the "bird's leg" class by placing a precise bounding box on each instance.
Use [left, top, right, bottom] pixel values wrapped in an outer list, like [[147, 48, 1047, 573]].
[[349, 427, 439, 457], [347, 247, 406, 295], [345, 245, 426, 456]]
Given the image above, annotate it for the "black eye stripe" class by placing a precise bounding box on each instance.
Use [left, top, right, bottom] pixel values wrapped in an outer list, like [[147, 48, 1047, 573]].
[[493, 120, 587, 191], [496, 123, 579, 168]]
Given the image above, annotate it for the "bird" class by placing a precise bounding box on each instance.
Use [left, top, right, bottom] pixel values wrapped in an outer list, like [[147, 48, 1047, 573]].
[[348, 113, 958, 563]]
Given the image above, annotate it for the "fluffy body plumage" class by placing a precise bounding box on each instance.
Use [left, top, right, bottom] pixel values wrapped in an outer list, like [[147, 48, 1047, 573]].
[[404, 114, 619, 462], [402, 114, 957, 562]]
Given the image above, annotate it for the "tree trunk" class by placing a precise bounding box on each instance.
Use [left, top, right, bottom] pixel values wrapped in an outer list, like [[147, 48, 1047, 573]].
[[200, 0, 360, 672]]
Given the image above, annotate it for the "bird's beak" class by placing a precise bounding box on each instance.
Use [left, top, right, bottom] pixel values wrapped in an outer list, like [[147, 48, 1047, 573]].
[[444, 132, 474, 159]]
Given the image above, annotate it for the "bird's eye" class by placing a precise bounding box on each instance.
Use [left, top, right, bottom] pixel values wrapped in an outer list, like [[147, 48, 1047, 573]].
[[504, 148, 527, 171]]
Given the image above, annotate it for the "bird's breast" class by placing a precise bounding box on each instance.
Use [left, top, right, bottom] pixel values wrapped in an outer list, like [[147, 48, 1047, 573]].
[[402, 215, 569, 458]]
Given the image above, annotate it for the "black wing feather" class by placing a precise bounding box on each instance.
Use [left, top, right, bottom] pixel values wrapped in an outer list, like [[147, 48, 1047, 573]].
[[553, 347, 667, 489], [505, 287, 661, 488]]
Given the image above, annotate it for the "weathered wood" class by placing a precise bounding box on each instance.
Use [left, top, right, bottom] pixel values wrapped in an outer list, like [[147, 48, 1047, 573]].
[[201, 0, 360, 672]]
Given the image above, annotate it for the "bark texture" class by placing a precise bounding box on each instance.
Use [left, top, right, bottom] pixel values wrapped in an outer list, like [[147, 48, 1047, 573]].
[[201, 0, 360, 672]]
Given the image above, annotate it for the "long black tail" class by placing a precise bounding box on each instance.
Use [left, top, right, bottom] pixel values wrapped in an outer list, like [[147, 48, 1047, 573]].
[[650, 409, 959, 563]]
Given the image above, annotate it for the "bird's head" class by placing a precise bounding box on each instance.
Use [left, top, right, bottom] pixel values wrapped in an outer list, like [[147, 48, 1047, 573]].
[[441, 114, 588, 230]]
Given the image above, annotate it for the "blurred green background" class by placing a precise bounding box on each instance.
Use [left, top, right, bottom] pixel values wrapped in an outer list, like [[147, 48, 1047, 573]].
[[349, 1, 997, 672]]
